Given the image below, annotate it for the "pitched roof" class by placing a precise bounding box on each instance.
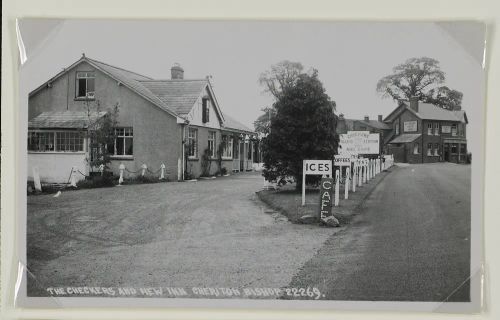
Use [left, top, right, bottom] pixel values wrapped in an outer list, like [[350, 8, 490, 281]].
[[222, 113, 254, 133], [354, 119, 391, 130], [139, 79, 208, 115], [388, 133, 421, 144], [28, 111, 107, 129], [410, 102, 466, 122]]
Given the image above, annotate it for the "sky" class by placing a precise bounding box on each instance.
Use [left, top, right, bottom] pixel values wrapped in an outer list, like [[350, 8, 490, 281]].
[[18, 19, 485, 137]]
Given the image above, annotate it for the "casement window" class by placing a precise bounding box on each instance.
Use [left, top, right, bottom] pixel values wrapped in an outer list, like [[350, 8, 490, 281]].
[[221, 135, 233, 159], [460, 144, 466, 154], [451, 124, 457, 136], [427, 143, 433, 156], [413, 143, 419, 154], [187, 128, 198, 158], [109, 127, 133, 156], [427, 123, 433, 135], [28, 131, 83, 152], [434, 123, 440, 135], [208, 131, 216, 158], [451, 143, 458, 154], [76, 71, 95, 99], [202, 98, 210, 123], [434, 143, 439, 156]]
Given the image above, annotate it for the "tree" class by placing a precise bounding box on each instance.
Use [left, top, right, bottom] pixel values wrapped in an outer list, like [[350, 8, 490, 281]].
[[261, 70, 338, 189], [376, 57, 463, 110], [259, 60, 304, 100], [253, 106, 276, 135]]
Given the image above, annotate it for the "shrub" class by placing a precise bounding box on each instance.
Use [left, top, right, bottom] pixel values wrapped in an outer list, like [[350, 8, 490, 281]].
[[220, 167, 228, 176], [76, 175, 116, 189]]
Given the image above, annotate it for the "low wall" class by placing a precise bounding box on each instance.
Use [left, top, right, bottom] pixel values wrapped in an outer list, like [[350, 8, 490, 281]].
[[28, 152, 88, 183]]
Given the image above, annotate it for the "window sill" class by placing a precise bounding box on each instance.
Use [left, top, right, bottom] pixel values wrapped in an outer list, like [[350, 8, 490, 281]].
[[28, 151, 85, 154], [110, 155, 134, 160], [74, 97, 96, 101]]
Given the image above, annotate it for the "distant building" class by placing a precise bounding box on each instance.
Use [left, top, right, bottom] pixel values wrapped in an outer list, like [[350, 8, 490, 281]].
[[383, 97, 468, 164], [28, 55, 256, 183]]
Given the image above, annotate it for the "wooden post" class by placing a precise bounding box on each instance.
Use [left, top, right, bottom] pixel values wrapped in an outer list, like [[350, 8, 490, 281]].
[[334, 169, 340, 206], [352, 164, 356, 193], [302, 160, 306, 206], [118, 163, 125, 185], [141, 164, 147, 176], [160, 163, 166, 180], [345, 169, 350, 200], [70, 167, 77, 187]]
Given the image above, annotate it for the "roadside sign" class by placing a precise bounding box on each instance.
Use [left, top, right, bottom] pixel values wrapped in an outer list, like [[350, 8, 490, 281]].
[[302, 160, 332, 206], [318, 177, 334, 221], [334, 155, 351, 166], [339, 131, 380, 155]]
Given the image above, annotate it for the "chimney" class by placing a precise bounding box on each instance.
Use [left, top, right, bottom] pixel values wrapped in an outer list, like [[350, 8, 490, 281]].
[[409, 96, 419, 112], [171, 63, 184, 80], [378, 115, 383, 122], [364, 116, 369, 121], [338, 113, 345, 120]]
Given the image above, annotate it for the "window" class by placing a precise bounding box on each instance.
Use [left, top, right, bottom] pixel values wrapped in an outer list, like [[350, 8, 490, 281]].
[[458, 123, 464, 136], [413, 143, 419, 154], [460, 144, 466, 154], [208, 131, 216, 158], [434, 143, 439, 156], [394, 120, 400, 135], [28, 131, 84, 152], [76, 72, 95, 99], [451, 124, 457, 136], [427, 123, 433, 135], [202, 98, 210, 123], [434, 123, 440, 135], [451, 143, 458, 154], [187, 128, 198, 158], [427, 143, 433, 156], [109, 127, 133, 156], [222, 135, 233, 158]]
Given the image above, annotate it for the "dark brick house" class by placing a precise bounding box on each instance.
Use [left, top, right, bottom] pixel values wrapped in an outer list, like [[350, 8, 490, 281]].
[[384, 97, 468, 164], [336, 114, 392, 155], [27, 55, 256, 183]]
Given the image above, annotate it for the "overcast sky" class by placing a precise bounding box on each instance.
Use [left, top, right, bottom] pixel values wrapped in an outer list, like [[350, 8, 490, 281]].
[[19, 19, 485, 134]]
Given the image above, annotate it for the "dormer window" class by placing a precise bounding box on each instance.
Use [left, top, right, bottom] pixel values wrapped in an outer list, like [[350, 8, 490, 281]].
[[202, 97, 210, 123], [76, 71, 95, 99]]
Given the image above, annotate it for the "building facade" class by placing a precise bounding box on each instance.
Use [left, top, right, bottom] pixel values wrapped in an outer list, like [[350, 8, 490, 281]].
[[383, 97, 468, 164], [27, 55, 256, 183]]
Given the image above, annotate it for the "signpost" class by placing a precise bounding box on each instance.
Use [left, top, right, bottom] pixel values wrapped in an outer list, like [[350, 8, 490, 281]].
[[318, 177, 334, 221], [302, 160, 332, 206], [339, 131, 380, 155]]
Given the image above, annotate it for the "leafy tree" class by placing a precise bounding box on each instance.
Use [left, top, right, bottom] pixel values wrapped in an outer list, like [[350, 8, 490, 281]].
[[261, 70, 338, 189], [253, 106, 276, 135], [376, 57, 463, 110], [259, 60, 304, 100]]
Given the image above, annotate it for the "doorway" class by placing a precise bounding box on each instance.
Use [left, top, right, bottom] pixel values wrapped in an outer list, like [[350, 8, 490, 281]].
[[444, 143, 450, 162]]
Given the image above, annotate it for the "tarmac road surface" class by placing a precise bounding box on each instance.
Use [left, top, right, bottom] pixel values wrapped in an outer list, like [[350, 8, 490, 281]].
[[288, 162, 471, 301]]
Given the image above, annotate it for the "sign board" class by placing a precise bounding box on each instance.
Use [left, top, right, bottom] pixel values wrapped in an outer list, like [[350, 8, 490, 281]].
[[442, 125, 451, 133], [302, 160, 332, 206], [404, 121, 418, 132], [334, 155, 351, 166], [339, 131, 379, 155], [318, 177, 334, 221]]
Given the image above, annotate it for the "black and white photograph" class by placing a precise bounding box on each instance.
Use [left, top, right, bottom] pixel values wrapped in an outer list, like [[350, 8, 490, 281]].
[[16, 19, 485, 311]]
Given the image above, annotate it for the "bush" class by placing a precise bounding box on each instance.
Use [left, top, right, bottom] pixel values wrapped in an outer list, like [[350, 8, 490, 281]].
[[220, 167, 228, 176], [76, 175, 116, 189]]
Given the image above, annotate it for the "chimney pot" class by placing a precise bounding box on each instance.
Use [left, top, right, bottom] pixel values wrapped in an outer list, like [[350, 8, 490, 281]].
[[409, 96, 419, 112], [339, 113, 345, 120], [171, 63, 184, 80], [378, 115, 383, 122], [364, 116, 369, 121]]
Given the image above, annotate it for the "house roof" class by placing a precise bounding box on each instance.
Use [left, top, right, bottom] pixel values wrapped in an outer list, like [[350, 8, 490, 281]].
[[28, 111, 107, 129], [354, 119, 392, 130], [388, 133, 422, 144], [139, 79, 208, 115], [222, 113, 254, 133], [384, 102, 467, 123]]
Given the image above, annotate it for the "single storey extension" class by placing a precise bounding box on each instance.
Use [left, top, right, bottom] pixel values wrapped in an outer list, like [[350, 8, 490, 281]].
[[27, 54, 257, 183]]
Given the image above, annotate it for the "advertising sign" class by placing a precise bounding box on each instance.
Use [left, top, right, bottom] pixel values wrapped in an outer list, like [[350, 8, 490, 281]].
[[302, 160, 332, 205], [442, 125, 451, 133], [334, 155, 351, 166], [404, 121, 418, 132], [318, 177, 334, 221], [339, 131, 380, 155]]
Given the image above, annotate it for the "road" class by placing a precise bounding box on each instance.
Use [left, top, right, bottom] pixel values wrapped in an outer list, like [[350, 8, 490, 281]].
[[288, 163, 471, 301], [27, 172, 337, 297]]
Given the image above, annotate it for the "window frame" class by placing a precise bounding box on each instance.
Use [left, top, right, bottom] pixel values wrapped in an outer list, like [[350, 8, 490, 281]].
[[110, 127, 133, 157], [433, 123, 440, 135], [202, 98, 210, 123], [451, 124, 458, 136], [221, 134, 233, 159], [27, 130, 85, 153], [427, 123, 433, 135], [434, 143, 439, 156], [208, 130, 216, 158], [413, 143, 420, 155], [75, 71, 96, 100], [187, 128, 198, 159], [451, 143, 458, 154], [427, 143, 433, 156]]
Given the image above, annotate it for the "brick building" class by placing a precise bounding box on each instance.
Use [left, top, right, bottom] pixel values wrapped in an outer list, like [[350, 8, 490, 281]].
[[384, 97, 468, 164], [27, 55, 256, 183], [336, 114, 392, 155]]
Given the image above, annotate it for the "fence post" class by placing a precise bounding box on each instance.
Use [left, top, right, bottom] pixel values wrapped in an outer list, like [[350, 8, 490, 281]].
[[335, 169, 340, 206], [141, 164, 147, 177], [99, 164, 104, 176], [70, 167, 77, 187], [352, 164, 356, 192], [160, 163, 166, 180], [345, 169, 350, 200], [118, 163, 125, 185]]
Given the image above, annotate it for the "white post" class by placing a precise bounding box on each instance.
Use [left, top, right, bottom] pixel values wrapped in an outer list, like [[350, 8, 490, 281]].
[[345, 169, 350, 200], [358, 161, 362, 186], [335, 169, 340, 206], [118, 163, 125, 185], [302, 160, 306, 206], [368, 160, 371, 180], [177, 158, 182, 182], [363, 161, 367, 183], [352, 165, 356, 192], [70, 167, 77, 187], [160, 163, 166, 180], [141, 164, 147, 176], [99, 164, 104, 176]]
